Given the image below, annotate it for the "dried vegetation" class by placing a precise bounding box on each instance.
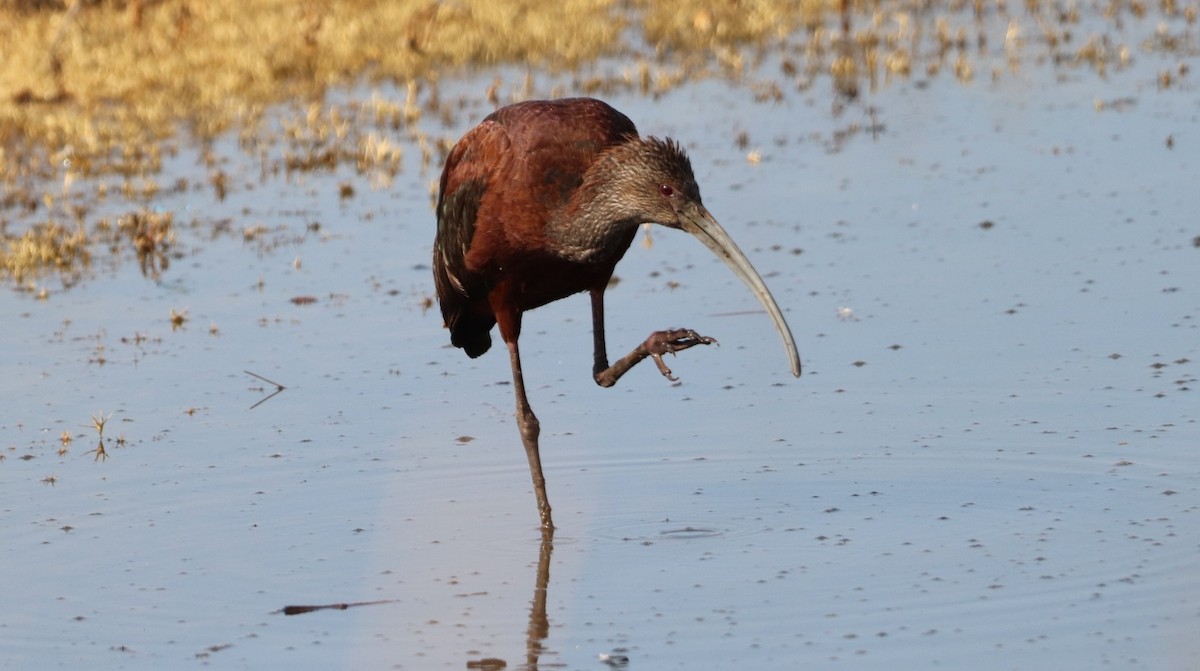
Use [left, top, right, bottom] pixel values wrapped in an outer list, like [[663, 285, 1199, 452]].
[[1, 0, 1196, 291]]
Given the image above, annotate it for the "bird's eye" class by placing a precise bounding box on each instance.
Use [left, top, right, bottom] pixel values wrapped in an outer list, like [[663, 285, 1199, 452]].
[[658, 184, 675, 198]]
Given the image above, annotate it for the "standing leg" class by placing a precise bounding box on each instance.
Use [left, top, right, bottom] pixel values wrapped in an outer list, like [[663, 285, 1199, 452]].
[[506, 335, 553, 529], [492, 286, 554, 529]]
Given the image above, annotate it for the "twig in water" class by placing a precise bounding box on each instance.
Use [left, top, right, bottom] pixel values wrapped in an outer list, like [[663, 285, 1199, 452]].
[[276, 599, 398, 616], [244, 370, 286, 409]]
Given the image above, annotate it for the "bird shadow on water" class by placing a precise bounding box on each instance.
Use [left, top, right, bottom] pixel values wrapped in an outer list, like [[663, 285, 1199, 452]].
[[275, 528, 558, 671]]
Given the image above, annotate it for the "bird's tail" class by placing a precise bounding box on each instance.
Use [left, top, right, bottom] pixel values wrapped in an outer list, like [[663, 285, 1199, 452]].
[[447, 310, 493, 358]]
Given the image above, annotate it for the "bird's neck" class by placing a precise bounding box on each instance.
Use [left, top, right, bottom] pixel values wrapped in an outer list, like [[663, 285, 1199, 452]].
[[545, 184, 639, 264]]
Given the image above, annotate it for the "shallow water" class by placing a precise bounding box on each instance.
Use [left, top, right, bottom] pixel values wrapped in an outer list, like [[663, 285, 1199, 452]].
[[4, 14, 1200, 671]]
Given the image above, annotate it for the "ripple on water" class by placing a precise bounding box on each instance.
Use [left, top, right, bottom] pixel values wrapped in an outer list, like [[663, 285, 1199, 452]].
[[517, 433, 1200, 669]]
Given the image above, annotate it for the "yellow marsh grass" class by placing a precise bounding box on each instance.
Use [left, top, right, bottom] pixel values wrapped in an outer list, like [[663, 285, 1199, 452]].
[[1, 0, 1195, 288], [1, 219, 90, 287], [3, 0, 1189, 183], [0, 1, 630, 179]]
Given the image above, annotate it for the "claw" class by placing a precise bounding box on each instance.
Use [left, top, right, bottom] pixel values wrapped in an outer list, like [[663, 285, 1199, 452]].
[[650, 352, 678, 381], [642, 328, 717, 382]]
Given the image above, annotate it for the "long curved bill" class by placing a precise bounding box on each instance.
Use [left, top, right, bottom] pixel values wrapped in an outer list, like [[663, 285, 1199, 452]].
[[678, 202, 802, 377]]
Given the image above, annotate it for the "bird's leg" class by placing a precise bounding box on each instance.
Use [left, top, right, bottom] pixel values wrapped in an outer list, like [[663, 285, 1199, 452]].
[[590, 287, 611, 380], [596, 329, 718, 386], [506, 336, 554, 529], [591, 288, 718, 388]]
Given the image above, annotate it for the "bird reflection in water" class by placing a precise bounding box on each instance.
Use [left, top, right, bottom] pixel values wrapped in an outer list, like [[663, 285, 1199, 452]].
[[463, 528, 554, 671], [524, 528, 553, 670], [279, 530, 557, 669]]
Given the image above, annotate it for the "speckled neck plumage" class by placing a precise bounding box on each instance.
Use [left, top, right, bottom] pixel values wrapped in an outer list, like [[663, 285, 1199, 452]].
[[545, 137, 693, 263]]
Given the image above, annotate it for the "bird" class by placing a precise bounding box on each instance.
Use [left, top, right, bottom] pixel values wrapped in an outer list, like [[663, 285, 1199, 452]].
[[433, 97, 801, 530]]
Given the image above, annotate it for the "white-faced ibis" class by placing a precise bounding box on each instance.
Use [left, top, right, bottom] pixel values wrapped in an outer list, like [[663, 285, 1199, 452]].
[[434, 97, 801, 529]]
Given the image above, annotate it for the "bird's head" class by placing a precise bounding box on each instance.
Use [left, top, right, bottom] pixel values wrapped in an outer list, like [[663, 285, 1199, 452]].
[[596, 136, 707, 230], [586, 136, 803, 378]]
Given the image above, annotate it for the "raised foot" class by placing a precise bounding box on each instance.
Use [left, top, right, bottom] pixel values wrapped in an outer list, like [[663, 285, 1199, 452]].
[[644, 328, 718, 381]]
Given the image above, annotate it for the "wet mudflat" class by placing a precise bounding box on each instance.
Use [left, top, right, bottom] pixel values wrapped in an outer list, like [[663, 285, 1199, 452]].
[[3, 4, 1199, 670]]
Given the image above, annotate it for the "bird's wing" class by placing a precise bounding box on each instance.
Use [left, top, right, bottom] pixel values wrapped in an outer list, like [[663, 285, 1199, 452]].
[[434, 119, 509, 300], [433, 119, 511, 356], [493, 99, 638, 219]]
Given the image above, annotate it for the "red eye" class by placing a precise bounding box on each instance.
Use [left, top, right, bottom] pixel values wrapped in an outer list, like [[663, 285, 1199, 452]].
[[659, 184, 675, 197]]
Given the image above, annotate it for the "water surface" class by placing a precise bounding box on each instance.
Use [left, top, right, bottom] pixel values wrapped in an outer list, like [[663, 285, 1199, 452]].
[[3, 13, 1199, 671]]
